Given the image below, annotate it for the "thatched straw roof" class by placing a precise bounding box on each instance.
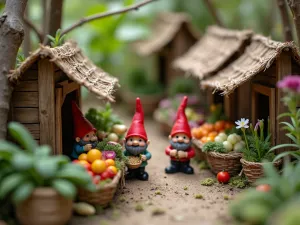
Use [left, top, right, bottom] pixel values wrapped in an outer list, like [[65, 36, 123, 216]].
[[9, 41, 119, 102], [133, 12, 200, 56], [201, 35, 300, 96], [173, 26, 253, 80]]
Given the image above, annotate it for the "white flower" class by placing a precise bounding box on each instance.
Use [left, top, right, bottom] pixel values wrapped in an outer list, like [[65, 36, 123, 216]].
[[235, 118, 249, 129]]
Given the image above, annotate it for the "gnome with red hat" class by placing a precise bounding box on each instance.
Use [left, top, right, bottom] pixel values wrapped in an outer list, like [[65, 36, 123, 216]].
[[165, 96, 195, 174], [124, 98, 151, 181], [71, 101, 98, 159]]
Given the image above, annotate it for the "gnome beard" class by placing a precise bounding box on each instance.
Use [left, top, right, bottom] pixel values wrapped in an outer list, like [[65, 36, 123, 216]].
[[78, 139, 90, 146], [125, 143, 148, 156], [170, 140, 191, 151]]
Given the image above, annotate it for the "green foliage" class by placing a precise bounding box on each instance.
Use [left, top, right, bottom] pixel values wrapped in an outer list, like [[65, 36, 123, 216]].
[[230, 159, 300, 225], [167, 77, 198, 97], [85, 103, 122, 132], [0, 122, 96, 209], [125, 68, 164, 95], [229, 176, 248, 189], [200, 178, 216, 186], [47, 29, 66, 47], [202, 142, 226, 153], [16, 49, 25, 68]]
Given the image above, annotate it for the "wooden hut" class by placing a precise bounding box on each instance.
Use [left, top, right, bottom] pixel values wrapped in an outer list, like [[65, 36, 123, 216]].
[[173, 26, 253, 119], [8, 41, 119, 155], [201, 35, 300, 146], [133, 12, 200, 87]]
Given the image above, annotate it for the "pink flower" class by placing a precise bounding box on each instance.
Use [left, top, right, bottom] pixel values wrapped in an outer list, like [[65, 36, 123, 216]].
[[159, 99, 171, 108], [277, 75, 300, 92]]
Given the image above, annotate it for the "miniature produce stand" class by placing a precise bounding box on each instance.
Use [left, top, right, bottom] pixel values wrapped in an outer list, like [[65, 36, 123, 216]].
[[8, 41, 119, 157], [133, 12, 200, 87]]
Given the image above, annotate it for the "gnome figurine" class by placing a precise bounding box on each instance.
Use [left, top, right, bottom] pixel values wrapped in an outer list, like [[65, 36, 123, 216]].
[[165, 96, 195, 174], [124, 98, 151, 181], [70, 101, 98, 160]]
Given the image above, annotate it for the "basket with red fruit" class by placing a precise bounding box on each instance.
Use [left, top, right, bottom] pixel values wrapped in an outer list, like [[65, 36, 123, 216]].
[[73, 139, 126, 207]]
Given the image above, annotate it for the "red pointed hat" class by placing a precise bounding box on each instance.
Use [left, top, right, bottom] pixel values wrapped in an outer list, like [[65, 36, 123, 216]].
[[125, 97, 148, 140], [170, 96, 191, 138], [72, 101, 96, 138]]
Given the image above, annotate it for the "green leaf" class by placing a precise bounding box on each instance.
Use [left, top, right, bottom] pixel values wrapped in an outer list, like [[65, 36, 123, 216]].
[[56, 169, 91, 185], [52, 179, 76, 199], [286, 133, 298, 144], [47, 35, 56, 42], [262, 161, 280, 179], [8, 122, 38, 152], [12, 181, 34, 204], [273, 151, 300, 162], [278, 112, 293, 119], [12, 152, 33, 171], [269, 144, 300, 152], [0, 141, 23, 154], [34, 158, 59, 179], [34, 145, 51, 158], [0, 173, 26, 199]]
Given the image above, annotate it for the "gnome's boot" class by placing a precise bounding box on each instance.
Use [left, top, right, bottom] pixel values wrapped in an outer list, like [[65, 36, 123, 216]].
[[137, 167, 149, 181], [125, 168, 137, 180], [165, 160, 180, 174], [180, 161, 194, 174]]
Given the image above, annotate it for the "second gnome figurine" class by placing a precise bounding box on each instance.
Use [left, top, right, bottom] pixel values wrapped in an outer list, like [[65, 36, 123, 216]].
[[165, 96, 195, 174], [124, 97, 151, 181]]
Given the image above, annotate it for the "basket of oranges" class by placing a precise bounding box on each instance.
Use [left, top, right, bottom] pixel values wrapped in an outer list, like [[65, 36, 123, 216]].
[[74, 145, 125, 207], [191, 121, 233, 161]]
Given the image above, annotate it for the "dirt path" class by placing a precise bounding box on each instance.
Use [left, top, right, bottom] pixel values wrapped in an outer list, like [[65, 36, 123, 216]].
[[71, 96, 241, 225]]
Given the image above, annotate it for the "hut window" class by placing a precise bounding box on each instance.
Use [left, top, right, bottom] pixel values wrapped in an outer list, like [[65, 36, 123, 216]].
[[251, 83, 276, 144]]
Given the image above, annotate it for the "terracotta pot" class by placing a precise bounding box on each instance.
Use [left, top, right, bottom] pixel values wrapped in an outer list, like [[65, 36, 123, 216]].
[[240, 158, 282, 184], [121, 90, 164, 116], [16, 188, 73, 225]]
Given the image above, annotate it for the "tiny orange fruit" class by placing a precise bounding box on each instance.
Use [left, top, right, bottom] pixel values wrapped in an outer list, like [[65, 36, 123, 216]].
[[208, 131, 218, 139], [107, 166, 118, 175], [78, 153, 88, 161], [87, 149, 102, 163], [206, 136, 214, 142], [91, 159, 106, 174], [78, 160, 89, 165], [105, 159, 115, 167]]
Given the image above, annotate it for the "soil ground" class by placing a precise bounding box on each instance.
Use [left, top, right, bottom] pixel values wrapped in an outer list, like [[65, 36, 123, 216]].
[[71, 95, 243, 225]]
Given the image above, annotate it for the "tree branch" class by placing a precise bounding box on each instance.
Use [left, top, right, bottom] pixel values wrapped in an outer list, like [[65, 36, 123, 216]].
[[277, 0, 293, 41], [0, 0, 28, 139], [287, 0, 300, 44], [203, 0, 224, 27], [23, 17, 43, 42], [61, 0, 158, 36]]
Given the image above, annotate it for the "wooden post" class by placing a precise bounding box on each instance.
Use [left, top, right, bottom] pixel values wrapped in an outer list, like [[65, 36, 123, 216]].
[[276, 50, 291, 151], [38, 59, 56, 153], [224, 91, 237, 122], [55, 88, 63, 155]]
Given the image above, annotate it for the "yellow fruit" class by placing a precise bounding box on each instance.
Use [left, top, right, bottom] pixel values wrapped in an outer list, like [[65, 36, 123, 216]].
[[78, 153, 88, 161], [107, 166, 118, 175], [78, 160, 89, 165], [91, 160, 106, 174], [105, 159, 115, 167], [87, 149, 102, 163]]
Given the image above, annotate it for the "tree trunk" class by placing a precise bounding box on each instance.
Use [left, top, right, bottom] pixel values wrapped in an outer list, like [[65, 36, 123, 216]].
[[277, 0, 293, 41], [23, 4, 31, 56], [287, 0, 300, 44], [43, 0, 63, 44], [203, 0, 224, 27], [0, 0, 28, 139]]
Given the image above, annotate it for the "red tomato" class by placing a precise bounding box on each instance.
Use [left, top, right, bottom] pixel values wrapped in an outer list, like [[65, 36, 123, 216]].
[[106, 169, 116, 179], [87, 170, 95, 177], [217, 171, 230, 184], [256, 184, 271, 192], [100, 171, 111, 180], [93, 175, 101, 184], [72, 160, 79, 164], [83, 164, 91, 171]]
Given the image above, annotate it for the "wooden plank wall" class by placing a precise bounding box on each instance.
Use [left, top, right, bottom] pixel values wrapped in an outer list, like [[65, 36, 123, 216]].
[[11, 63, 40, 142]]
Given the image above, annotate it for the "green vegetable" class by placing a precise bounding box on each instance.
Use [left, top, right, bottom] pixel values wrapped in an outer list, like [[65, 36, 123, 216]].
[[200, 178, 216, 186], [202, 142, 226, 153], [52, 179, 77, 199]]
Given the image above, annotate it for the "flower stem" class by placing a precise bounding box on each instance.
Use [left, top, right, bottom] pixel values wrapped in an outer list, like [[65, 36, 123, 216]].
[[242, 128, 250, 153]]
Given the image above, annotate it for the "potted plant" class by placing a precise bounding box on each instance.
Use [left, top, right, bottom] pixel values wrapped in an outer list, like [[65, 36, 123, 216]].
[[121, 68, 164, 116], [236, 118, 281, 183], [0, 122, 96, 225], [202, 131, 244, 176], [268, 75, 300, 161]]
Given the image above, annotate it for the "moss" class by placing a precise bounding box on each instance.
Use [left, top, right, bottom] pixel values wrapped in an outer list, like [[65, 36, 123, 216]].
[[119, 197, 126, 202], [229, 176, 248, 189], [194, 194, 203, 199], [199, 161, 209, 170], [152, 208, 166, 216], [183, 186, 188, 190], [224, 195, 230, 200], [155, 191, 162, 195], [135, 204, 144, 212], [200, 178, 216, 186]]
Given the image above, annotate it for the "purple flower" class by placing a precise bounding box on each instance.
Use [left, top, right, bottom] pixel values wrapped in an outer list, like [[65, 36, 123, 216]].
[[254, 119, 262, 131], [277, 75, 300, 92], [159, 99, 171, 108]]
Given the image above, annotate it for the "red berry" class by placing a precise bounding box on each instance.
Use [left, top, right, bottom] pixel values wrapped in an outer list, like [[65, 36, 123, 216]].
[[93, 175, 101, 184], [83, 164, 91, 171], [87, 170, 95, 177], [256, 184, 271, 192], [100, 171, 110, 180], [217, 171, 230, 184]]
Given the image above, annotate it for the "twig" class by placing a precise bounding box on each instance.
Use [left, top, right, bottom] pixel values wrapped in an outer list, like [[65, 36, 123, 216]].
[[61, 0, 158, 36], [23, 17, 43, 42], [277, 0, 293, 41], [287, 0, 300, 44], [202, 0, 224, 27]]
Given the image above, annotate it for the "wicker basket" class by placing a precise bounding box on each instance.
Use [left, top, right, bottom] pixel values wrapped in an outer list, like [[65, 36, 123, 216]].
[[240, 158, 282, 184], [206, 151, 243, 176], [192, 138, 207, 161], [77, 170, 122, 207], [126, 156, 142, 169]]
